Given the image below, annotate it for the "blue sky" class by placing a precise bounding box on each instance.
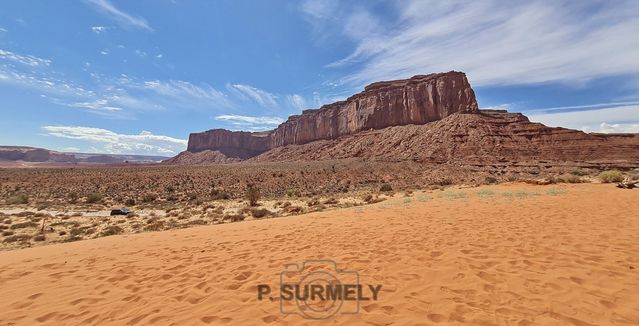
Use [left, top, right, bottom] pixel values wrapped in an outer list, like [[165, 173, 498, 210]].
[[1, 0, 638, 156]]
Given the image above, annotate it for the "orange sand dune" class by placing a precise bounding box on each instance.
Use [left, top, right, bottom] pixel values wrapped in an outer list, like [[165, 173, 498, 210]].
[[1, 183, 638, 325]]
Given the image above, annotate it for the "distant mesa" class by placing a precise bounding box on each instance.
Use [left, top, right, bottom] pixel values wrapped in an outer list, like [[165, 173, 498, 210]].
[[0, 146, 169, 166]]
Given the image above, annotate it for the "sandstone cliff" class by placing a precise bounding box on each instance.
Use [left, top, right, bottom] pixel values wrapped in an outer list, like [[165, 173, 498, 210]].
[[185, 71, 477, 157]]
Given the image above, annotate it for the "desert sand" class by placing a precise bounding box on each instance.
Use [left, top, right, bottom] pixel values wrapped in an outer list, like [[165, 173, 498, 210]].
[[1, 183, 638, 325]]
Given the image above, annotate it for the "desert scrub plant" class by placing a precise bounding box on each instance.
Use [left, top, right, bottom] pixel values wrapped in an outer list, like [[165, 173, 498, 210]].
[[33, 234, 46, 241], [598, 170, 624, 183], [10, 221, 38, 229], [246, 183, 260, 206], [142, 193, 158, 203], [7, 194, 29, 204], [557, 174, 586, 183], [85, 192, 103, 203], [485, 176, 498, 184], [249, 208, 272, 218], [434, 178, 453, 186], [223, 214, 245, 222], [379, 183, 393, 192], [100, 225, 123, 237], [3, 234, 31, 243]]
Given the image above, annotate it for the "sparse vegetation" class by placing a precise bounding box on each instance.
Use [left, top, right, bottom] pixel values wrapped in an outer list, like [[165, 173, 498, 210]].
[[246, 183, 260, 206], [485, 176, 498, 184], [85, 192, 103, 203], [598, 170, 624, 183], [100, 226, 124, 237], [380, 183, 393, 192], [7, 194, 29, 205]]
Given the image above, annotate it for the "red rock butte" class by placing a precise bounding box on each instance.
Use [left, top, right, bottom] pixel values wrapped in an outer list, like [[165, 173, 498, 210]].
[[187, 71, 478, 155], [172, 71, 639, 166]]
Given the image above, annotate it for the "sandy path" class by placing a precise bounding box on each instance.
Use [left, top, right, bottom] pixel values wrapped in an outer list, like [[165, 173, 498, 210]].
[[1, 184, 638, 325]]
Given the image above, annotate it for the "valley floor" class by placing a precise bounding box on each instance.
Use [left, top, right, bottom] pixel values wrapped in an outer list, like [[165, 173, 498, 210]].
[[0, 183, 638, 325]]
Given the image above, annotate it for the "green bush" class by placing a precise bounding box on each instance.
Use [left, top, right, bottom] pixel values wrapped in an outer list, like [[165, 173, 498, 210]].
[[598, 170, 624, 183]]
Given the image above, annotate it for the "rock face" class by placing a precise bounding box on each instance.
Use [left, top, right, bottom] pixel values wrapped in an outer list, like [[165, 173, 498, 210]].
[[186, 71, 478, 156]]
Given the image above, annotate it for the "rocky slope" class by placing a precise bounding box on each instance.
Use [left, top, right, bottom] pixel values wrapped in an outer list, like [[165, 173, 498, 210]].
[[251, 110, 639, 166]]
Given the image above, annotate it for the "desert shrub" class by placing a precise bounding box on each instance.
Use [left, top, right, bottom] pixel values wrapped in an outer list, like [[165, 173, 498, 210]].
[[307, 198, 320, 207], [0, 225, 7, 230], [33, 234, 46, 241], [246, 184, 260, 206], [10, 221, 38, 229], [100, 226, 123, 237], [63, 236, 83, 242], [211, 188, 231, 200], [142, 193, 157, 203], [558, 174, 585, 183], [598, 170, 624, 183], [323, 198, 339, 205], [485, 176, 498, 184], [58, 230, 67, 236], [3, 219, 11, 224], [362, 194, 373, 203], [434, 178, 453, 186], [379, 183, 393, 192], [3, 234, 31, 243], [250, 208, 272, 218], [7, 194, 29, 205], [284, 206, 303, 214], [281, 201, 291, 208], [286, 189, 301, 197], [85, 192, 103, 203], [571, 169, 589, 176], [2, 230, 14, 236], [67, 192, 79, 204], [125, 198, 136, 206], [223, 214, 245, 222], [144, 220, 165, 231], [184, 219, 208, 226]]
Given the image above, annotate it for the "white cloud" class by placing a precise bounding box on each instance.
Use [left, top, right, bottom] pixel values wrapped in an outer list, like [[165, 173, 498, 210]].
[[214, 114, 284, 126], [155, 54, 163, 59], [141, 79, 229, 106], [288, 94, 306, 109], [527, 104, 639, 133], [68, 99, 122, 112], [42, 126, 186, 155], [0, 49, 50, 67], [135, 49, 147, 58], [91, 26, 110, 34], [0, 27, 7, 33], [227, 84, 278, 107], [314, 1, 639, 87], [85, 0, 153, 31], [301, 0, 339, 19], [597, 122, 639, 133]]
